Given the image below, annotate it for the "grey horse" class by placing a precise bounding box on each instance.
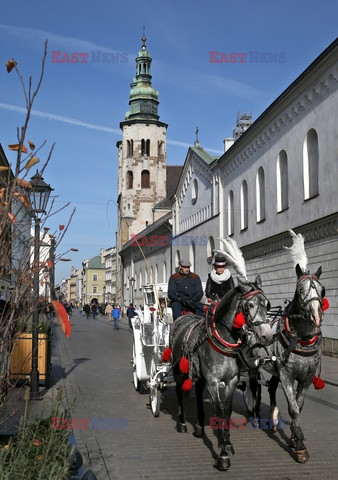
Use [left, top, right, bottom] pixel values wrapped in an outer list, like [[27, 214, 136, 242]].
[[248, 231, 326, 463], [172, 275, 273, 471]]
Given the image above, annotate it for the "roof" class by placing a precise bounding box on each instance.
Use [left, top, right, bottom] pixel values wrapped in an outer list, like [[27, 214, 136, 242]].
[[190, 145, 219, 165], [87, 255, 105, 269], [154, 165, 183, 209]]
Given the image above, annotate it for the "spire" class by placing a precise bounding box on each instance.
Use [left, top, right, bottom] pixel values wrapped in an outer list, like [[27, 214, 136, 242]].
[[124, 35, 160, 122]]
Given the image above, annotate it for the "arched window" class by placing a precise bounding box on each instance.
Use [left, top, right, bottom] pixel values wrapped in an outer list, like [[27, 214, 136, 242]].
[[190, 242, 196, 272], [303, 129, 319, 200], [141, 139, 145, 156], [146, 139, 150, 156], [240, 180, 248, 230], [175, 250, 180, 271], [127, 140, 134, 157], [207, 236, 215, 264], [256, 167, 266, 222], [141, 170, 150, 188], [126, 170, 133, 189], [191, 179, 198, 205], [277, 150, 289, 212], [227, 190, 234, 235], [163, 261, 167, 283]]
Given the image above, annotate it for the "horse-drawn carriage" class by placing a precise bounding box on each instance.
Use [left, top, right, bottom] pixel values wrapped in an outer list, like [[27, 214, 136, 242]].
[[131, 283, 174, 416], [131, 231, 328, 471]]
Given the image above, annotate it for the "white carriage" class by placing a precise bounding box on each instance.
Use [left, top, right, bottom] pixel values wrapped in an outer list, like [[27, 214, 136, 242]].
[[131, 283, 174, 417]]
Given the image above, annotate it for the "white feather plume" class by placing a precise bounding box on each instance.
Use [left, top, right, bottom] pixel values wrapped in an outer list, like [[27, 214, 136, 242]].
[[216, 237, 247, 280], [283, 229, 308, 270]]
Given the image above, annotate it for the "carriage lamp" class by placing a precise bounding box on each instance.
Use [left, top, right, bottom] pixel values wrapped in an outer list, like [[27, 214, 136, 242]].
[[28, 172, 53, 399], [130, 277, 135, 305]]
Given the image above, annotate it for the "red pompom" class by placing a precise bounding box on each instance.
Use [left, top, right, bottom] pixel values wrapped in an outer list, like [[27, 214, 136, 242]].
[[179, 356, 189, 374], [233, 311, 246, 329], [322, 298, 329, 312], [312, 375, 325, 389], [182, 378, 193, 391], [162, 348, 172, 362]]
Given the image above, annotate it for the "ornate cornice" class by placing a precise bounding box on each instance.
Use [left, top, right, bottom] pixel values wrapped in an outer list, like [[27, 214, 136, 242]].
[[221, 67, 338, 178], [242, 213, 338, 260]]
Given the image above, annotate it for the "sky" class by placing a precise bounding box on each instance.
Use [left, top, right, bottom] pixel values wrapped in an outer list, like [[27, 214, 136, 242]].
[[0, 0, 337, 284]]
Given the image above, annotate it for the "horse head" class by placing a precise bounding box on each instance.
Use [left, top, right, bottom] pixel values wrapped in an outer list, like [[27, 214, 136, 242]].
[[214, 275, 273, 346], [237, 275, 274, 346], [291, 264, 325, 335]]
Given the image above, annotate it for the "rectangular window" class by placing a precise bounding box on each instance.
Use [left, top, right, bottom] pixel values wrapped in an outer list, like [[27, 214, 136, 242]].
[[93, 286, 97, 294], [93, 274, 98, 281]]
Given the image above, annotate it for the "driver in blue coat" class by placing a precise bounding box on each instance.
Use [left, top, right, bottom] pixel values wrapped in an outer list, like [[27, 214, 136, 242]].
[[168, 258, 204, 320]]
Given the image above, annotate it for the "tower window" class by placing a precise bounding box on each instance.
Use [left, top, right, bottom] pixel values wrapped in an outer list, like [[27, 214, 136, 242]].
[[141, 139, 150, 156], [141, 170, 150, 188], [127, 140, 133, 157], [126, 171, 133, 189]]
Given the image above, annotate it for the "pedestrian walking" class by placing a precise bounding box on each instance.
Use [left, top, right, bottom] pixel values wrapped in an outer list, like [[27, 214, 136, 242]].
[[111, 305, 121, 330], [126, 303, 136, 332], [105, 303, 113, 322], [83, 304, 90, 319], [91, 303, 98, 320]]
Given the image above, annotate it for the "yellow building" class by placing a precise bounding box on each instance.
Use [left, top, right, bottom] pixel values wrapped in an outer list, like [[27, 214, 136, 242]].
[[82, 252, 105, 305]]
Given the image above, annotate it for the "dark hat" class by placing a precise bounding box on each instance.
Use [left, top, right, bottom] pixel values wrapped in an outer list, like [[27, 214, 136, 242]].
[[179, 258, 191, 267], [213, 254, 227, 267]]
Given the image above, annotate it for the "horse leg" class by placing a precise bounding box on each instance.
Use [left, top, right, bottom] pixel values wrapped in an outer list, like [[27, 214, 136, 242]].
[[174, 370, 188, 433], [268, 375, 280, 432], [209, 378, 237, 471], [193, 378, 206, 438], [280, 373, 309, 463], [247, 372, 262, 425]]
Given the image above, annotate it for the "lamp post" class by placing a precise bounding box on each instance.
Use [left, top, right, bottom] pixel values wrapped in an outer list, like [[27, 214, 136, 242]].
[[129, 277, 135, 306], [28, 172, 53, 399], [103, 285, 106, 303]]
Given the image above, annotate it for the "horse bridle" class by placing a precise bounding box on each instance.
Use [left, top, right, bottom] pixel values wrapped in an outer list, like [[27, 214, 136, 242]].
[[240, 289, 271, 327], [291, 274, 324, 324]]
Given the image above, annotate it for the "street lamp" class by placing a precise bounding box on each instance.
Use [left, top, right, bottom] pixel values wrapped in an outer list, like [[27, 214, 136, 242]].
[[103, 285, 106, 303], [28, 172, 53, 399], [129, 277, 135, 306]]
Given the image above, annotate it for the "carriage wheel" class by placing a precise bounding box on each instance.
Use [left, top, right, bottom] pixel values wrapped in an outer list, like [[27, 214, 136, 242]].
[[242, 372, 262, 415], [149, 356, 161, 417], [132, 342, 141, 391]]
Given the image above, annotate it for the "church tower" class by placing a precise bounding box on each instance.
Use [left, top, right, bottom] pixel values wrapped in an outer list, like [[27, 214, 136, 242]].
[[116, 36, 168, 301]]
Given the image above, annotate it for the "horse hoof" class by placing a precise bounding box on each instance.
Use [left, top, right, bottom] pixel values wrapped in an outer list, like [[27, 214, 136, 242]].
[[193, 424, 204, 438], [226, 444, 235, 456], [271, 424, 278, 433], [296, 449, 309, 463], [214, 456, 231, 471], [177, 422, 187, 433]]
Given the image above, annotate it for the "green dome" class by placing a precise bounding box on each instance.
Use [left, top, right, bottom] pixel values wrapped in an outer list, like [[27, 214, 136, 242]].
[[129, 83, 159, 101]]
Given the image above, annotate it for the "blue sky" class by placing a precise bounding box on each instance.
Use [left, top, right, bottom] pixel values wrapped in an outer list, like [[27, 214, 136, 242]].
[[0, 0, 337, 283]]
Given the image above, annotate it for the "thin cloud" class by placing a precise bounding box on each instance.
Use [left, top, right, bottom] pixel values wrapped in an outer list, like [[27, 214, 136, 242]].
[[0, 102, 222, 154], [0, 102, 120, 134]]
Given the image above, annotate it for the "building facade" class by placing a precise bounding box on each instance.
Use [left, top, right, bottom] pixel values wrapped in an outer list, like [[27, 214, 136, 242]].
[[117, 39, 338, 355]]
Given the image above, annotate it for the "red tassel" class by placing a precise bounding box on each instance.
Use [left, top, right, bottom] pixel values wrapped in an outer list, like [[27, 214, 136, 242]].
[[51, 300, 72, 338], [322, 298, 329, 312], [182, 378, 193, 391], [233, 312, 246, 329], [179, 356, 189, 374], [312, 375, 325, 389], [162, 347, 172, 362]]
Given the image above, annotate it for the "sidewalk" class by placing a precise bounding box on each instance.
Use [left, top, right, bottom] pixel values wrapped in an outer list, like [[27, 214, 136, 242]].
[[1, 312, 338, 479]]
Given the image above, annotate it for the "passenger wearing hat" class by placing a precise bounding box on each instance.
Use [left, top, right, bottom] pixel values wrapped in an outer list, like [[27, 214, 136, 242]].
[[205, 254, 235, 301], [168, 257, 204, 320]]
